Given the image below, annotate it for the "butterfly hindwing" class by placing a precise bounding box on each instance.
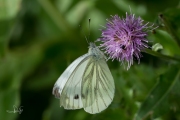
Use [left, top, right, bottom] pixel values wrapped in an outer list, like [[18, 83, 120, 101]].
[[81, 56, 115, 114]]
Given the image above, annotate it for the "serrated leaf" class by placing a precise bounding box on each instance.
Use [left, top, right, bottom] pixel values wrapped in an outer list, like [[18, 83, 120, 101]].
[[136, 65, 180, 119]]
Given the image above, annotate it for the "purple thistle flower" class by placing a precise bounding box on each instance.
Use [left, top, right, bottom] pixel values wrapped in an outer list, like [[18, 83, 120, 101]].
[[99, 13, 153, 69]]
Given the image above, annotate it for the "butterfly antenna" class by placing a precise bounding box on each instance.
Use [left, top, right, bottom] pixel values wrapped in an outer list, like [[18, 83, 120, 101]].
[[88, 18, 91, 42], [79, 25, 89, 44]]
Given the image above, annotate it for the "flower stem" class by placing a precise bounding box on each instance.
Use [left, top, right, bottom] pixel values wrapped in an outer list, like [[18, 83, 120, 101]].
[[143, 48, 180, 62]]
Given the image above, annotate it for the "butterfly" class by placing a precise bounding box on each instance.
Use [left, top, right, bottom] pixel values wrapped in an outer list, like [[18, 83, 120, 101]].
[[52, 42, 115, 114]]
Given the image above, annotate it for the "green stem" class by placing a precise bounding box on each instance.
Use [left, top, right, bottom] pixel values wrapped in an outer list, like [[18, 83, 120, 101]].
[[37, 0, 75, 37], [143, 48, 180, 62], [0, 17, 19, 57]]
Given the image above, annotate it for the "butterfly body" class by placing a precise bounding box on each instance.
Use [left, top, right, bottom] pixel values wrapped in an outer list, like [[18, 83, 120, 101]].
[[52, 42, 115, 114]]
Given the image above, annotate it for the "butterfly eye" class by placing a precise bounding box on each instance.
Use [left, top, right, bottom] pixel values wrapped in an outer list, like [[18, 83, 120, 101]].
[[74, 94, 79, 99]]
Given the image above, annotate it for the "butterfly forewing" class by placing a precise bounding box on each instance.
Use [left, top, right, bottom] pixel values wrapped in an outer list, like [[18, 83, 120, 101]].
[[52, 54, 88, 98], [60, 56, 90, 109]]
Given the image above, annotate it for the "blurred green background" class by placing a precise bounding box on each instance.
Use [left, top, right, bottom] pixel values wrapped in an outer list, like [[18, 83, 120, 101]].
[[0, 0, 180, 120]]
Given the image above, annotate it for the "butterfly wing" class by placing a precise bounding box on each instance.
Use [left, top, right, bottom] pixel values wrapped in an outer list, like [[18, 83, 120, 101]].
[[81, 56, 115, 114], [58, 54, 91, 109], [52, 54, 89, 98], [53, 42, 114, 112]]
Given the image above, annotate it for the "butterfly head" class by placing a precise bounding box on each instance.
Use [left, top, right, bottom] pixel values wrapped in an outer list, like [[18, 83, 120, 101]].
[[88, 42, 106, 60]]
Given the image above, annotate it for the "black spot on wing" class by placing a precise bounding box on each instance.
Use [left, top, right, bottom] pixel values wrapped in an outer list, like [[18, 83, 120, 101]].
[[52, 86, 60, 98], [74, 94, 79, 99]]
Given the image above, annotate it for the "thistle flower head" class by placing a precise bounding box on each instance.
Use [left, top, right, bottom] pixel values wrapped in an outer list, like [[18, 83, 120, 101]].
[[99, 13, 154, 69]]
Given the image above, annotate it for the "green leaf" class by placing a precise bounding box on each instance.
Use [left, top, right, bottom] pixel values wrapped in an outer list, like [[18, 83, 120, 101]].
[[136, 65, 180, 119], [66, 0, 94, 27], [37, 0, 74, 35], [160, 7, 180, 46], [0, 89, 20, 120], [0, 0, 22, 20], [152, 95, 169, 119], [0, 19, 18, 57], [149, 30, 180, 56], [152, 43, 163, 52]]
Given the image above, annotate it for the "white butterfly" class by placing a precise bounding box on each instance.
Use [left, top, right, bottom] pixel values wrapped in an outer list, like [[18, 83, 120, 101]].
[[52, 42, 115, 114]]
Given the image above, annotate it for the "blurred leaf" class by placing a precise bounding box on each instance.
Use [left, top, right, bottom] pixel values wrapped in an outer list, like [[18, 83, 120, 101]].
[[0, 0, 22, 20], [160, 7, 180, 46], [144, 49, 180, 63], [38, 0, 75, 38], [0, 88, 20, 120], [0, 19, 18, 57], [149, 30, 180, 56], [112, 0, 147, 16], [96, 0, 123, 16], [66, 0, 94, 27], [0, 44, 43, 88], [42, 98, 65, 120], [0, 42, 43, 119], [136, 65, 180, 119], [42, 98, 90, 120], [136, 0, 179, 21], [154, 77, 180, 119], [152, 95, 169, 119], [56, 0, 73, 14], [111, 64, 159, 120], [152, 43, 163, 52], [25, 68, 59, 90]]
